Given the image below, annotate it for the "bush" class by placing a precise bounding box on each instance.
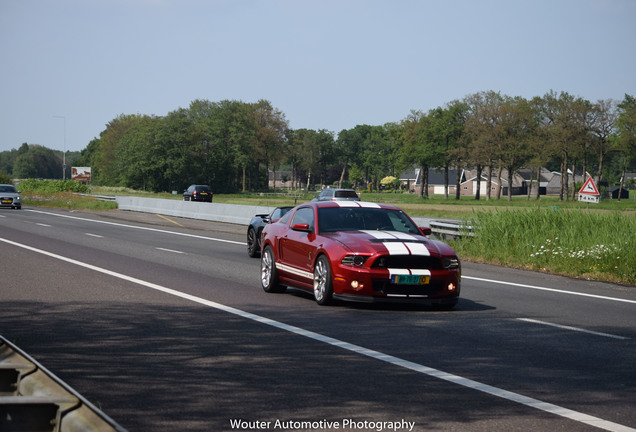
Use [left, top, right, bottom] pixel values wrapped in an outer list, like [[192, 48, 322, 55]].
[[0, 171, 12, 184], [18, 179, 89, 194]]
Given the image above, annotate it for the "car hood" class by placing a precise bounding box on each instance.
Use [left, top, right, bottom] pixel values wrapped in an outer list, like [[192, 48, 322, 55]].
[[323, 230, 453, 257]]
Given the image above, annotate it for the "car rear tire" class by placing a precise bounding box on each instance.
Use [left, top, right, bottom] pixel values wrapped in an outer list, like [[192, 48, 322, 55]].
[[261, 246, 285, 293], [313, 255, 333, 305], [247, 227, 259, 257]]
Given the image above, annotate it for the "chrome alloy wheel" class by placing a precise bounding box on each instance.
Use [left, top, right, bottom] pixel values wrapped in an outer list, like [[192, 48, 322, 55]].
[[313, 256, 332, 305], [261, 248, 273, 288]]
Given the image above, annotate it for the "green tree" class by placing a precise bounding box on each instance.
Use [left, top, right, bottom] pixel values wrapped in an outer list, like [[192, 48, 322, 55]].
[[116, 115, 162, 191], [615, 94, 636, 201], [430, 101, 468, 199], [589, 99, 618, 186], [401, 111, 442, 199], [249, 100, 288, 190], [536, 91, 590, 201], [336, 125, 372, 189], [463, 91, 506, 200], [13, 144, 61, 179], [498, 96, 536, 200]]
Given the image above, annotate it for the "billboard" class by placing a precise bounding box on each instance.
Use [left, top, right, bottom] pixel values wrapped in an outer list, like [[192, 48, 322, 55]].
[[71, 167, 91, 182]]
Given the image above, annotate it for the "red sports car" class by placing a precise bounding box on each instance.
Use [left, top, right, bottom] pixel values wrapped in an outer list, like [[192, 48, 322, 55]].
[[260, 201, 461, 308]]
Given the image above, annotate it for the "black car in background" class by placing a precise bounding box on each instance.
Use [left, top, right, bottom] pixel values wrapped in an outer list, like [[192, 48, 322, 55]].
[[247, 206, 293, 257], [183, 185, 213, 202]]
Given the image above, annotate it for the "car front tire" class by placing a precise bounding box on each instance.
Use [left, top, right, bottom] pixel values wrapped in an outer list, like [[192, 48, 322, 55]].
[[313, 255, 334, 305], [261, 246, 285, 293]]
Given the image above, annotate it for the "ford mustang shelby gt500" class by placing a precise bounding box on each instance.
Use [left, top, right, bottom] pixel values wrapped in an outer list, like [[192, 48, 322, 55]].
[[260, 201, 460, 307]]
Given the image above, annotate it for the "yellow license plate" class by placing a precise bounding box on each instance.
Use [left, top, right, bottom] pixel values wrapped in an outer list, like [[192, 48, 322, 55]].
[[391, 274, 430, 285]]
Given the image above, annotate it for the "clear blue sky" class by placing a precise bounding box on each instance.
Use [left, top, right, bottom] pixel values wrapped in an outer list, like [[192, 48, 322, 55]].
[[1, 0, 635, 153]]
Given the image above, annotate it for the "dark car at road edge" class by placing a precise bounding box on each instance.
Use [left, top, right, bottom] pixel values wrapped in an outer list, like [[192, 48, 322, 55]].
[[183, 185, 213, 202], [247, 206, 294, 257]]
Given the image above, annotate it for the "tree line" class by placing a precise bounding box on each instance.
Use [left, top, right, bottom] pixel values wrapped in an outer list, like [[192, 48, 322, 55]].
[[2, 91, 634, 200]]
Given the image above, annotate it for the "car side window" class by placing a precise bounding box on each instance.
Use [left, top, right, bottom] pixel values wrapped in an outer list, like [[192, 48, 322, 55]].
[[291, 207, 314, 231]]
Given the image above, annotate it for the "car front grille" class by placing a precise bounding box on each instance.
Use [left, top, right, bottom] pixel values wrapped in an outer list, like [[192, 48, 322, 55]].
[[372, 279, 445, 296], [371, 255, 443, 270]]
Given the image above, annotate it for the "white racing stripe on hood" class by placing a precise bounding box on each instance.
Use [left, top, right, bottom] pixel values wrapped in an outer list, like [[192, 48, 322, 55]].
[[361, 231, 431, 256], [335, 201, 359, 207], [405, 242, 430, 256], [389, 268, 431, 276], [334, 201, 381, 208], [358, 201, 381, 208], [361, 230, 396, 239], [385, 242, 410, 255], [391, 232, 418, 240]]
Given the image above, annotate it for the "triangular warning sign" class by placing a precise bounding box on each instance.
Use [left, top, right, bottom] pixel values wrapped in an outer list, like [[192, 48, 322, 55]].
[[579, 177, 599, 195]]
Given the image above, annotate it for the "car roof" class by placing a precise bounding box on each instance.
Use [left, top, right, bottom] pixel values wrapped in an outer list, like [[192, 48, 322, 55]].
[[298, 201, 401, 211]]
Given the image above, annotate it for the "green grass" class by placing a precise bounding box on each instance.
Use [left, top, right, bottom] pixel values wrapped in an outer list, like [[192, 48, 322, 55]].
[[19, 180, 117, 210], [22, 192, 118, 210], [448, 208, 635, 284]]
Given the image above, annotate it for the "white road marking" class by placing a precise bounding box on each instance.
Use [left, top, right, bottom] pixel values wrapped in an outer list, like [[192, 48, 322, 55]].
[[25, 209, 244, 245], [463, 276, 636, 305], [156, 247, 185, 254], [518, 318, 629, 340], [1, 236, 634, 432], [36, 223, 51, 227], [85, 233, 103, 238]]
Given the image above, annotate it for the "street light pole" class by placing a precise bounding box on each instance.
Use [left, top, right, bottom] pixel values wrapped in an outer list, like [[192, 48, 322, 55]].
[[53, 115, 66, 180]]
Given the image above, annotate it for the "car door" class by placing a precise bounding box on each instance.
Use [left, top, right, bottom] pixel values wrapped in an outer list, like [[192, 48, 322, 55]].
[[279, 206, 317, 285]]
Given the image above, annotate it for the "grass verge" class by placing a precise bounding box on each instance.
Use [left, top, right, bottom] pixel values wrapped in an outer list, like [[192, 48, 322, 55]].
[[448, 208, 635, 285]]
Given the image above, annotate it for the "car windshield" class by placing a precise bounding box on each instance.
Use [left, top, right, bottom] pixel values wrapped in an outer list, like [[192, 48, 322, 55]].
[[0, 186, 17, 193], [334, 190, 358, 199], [318, 207, 420, 234]]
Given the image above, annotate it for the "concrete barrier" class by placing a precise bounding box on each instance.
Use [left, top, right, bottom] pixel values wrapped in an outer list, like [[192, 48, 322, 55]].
[[115, 196, 274, 225], [114, 197, 471, 238]]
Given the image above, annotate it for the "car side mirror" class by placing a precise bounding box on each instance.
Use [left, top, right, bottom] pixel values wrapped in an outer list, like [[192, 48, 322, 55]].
[[291, 223, 311, 232], [419, 227, 432, 236]]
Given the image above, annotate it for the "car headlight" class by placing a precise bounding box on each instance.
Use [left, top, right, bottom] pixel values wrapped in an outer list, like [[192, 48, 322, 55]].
[[341, 255, 368, 267], [443, 257, 460, 269]]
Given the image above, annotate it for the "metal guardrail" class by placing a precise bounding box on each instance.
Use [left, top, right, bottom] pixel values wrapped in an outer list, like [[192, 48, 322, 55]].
[[0, 336, 127, 432], [78, 193, 117, 201], [429, 221, 473, 239]]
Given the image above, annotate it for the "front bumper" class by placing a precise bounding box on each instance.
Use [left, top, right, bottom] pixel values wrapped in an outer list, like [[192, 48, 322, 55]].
[[0, 197, 20, 208], [331, 265, 460, 302]]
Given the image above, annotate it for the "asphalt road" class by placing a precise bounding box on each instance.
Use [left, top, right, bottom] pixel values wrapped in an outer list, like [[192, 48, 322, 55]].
[[1, 207, 635, 432]]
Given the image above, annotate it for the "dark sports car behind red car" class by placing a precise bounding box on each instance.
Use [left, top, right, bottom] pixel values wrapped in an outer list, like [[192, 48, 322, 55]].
[[260, 201, 460, 307]]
